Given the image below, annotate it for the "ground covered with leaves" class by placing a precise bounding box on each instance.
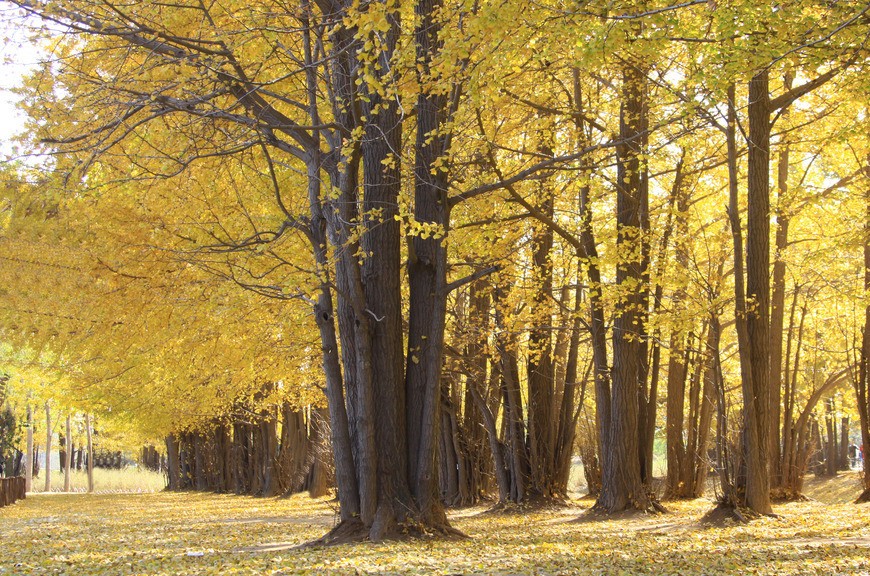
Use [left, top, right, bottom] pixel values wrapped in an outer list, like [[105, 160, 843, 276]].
[[3, 474, 870, 575]]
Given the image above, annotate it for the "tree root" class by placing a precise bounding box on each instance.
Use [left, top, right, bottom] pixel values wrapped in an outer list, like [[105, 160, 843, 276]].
[[578, 497, 667, 521], [855, 487, 870, 504], [700, 502, 763, 526], [302, 517, 468, 547], [481, 494, 573, 515]]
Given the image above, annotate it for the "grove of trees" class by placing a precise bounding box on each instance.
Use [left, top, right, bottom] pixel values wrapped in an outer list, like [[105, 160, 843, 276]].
[[0, 0, 869, 542]]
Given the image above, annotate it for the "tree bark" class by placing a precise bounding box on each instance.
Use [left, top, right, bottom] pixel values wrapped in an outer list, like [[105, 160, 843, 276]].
[[769, 70, 794, 489], [25, 402, 33, 493], [165, 434, 180, 491], [44, 402, 51, 493], [63, 415, 72, 492], [596, 55, 656, 514], [858, 158, 870, 500], [85, 414, 94, 493]]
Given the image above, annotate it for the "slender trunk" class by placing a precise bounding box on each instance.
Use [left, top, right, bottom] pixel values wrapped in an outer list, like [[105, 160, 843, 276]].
[[573, 70, 610, 472], [693, 314, 720, 496], [166, 434, 180, 490], [495, 303, 529, 502], [770, 161, 789, 484], [839, 417, 850, 470], [301, 2, 360, 523], [25, 403, 33, 492], [860, 156, 870, 497], [64, 415, 72, 492], [637, 83, 654, 486], [664, 171, 692, 498], [826, 398, 837, 476], [554, 279, 586, 492], [723, 82, 752, 507], [85, 414, 94, 493], [44, 402, 51, 492], [780, 288, 801, 494]]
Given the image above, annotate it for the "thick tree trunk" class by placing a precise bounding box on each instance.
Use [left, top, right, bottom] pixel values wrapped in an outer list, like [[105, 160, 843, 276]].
[[526, 190, 557, 499], [401, 0, 454, 532], [596, 56, 657, 514], [359, 2, 410, 537], [742, 70, 773, 514], [309, 0, 458, 539]]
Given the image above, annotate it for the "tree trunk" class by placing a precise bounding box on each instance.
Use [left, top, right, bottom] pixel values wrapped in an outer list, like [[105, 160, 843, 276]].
[[741, 69, 774, 514], [44, 402, 51, 493], [857, 160, 870, 501], [825, 398, 838, 476], [554, 282, 588, 493], [64, 415, 72, 492], [401, 0, 455, 533], [25, 403, 33, 493], [165, 434, 180, 491], [769, 71, 793, 488], [85, 414, 94, 493], [780, 289, 804, 498], [572, 71, 610, 500], [692, 314, 720, 497], [839, 417, 850, 471], [526, 187, 557, 499], [596, 55, 657, 514]]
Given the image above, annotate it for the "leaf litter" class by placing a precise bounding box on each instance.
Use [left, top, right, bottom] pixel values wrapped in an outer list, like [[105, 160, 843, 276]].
[[1, 482, 870, 575]]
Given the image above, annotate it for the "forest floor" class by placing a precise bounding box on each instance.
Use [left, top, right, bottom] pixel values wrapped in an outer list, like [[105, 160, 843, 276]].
[[2, 472, 870, 575]]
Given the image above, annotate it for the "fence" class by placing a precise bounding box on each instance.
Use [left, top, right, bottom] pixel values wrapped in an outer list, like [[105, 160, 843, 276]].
[[0, 477, 26, 507]]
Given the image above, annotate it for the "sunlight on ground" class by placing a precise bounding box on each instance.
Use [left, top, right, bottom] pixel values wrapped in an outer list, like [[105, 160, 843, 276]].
[[27, 468, 166, 494], [2, 475, 870, 575]]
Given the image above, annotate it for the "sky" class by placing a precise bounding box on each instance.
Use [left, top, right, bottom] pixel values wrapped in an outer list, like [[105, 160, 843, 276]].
[[0, 7, 45, 161]]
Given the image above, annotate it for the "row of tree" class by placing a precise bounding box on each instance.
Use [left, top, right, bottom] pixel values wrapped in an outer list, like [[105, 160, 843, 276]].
[[0, 0, 868, 541]]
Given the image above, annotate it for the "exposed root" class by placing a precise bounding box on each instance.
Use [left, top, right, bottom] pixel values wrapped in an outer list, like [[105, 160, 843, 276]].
[[302, 517, 468, 547], [481, 494, 573, 515], [576, 497, 667, 522], [302, 518, 369, 547], [700, 502, 758, 526], [444, 494, 497, 510], [854, 487, 870, 504]]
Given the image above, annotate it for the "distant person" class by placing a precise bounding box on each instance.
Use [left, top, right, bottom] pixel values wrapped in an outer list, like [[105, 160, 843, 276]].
[[849, 444, 859, 469]]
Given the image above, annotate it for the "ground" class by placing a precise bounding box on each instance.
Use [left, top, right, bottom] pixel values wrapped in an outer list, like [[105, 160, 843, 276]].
[[2, 473, 870, 575]]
